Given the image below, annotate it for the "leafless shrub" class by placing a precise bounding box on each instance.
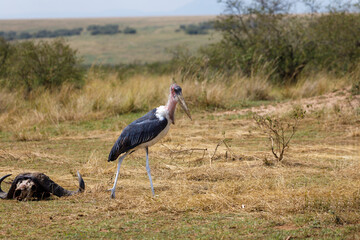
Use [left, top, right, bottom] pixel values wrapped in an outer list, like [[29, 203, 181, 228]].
[[262, 154, 276, 166], [254, 107, 306, 162]]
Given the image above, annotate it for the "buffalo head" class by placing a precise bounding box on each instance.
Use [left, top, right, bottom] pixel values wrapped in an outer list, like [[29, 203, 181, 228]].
[[0, 171, 85, 201]]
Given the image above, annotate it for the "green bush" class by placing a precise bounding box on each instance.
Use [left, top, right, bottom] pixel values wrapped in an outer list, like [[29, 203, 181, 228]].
[[211, 2, 316, 83], [2, 38, 84, 92], [307, 13, 360, 74]]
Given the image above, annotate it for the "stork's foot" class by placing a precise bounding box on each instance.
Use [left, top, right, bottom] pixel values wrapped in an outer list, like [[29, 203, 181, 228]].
[[107, 188, 116, 199]]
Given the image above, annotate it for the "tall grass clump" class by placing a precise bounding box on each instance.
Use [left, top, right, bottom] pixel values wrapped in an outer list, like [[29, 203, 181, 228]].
[[1, 66, 353, 134], [0, 69, 277, 132], [282, 73, 350, 99], [0, 73, 172, 131]]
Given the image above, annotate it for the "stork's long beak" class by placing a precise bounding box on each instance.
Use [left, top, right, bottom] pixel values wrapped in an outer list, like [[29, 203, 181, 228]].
[[177, 94, 192, 120]]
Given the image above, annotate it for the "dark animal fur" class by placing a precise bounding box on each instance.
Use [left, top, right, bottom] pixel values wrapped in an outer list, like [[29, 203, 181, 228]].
[[0, 172, 85, 201]]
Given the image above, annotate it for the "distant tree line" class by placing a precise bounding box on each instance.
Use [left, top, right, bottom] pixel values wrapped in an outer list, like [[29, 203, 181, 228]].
[[0, 24, 138, 41], [87, 24, 137, 35], [87, 24, 119, 35], [123, 27, 137, 34], [176, 21, 214, 35], [0, 28, 83, 41]]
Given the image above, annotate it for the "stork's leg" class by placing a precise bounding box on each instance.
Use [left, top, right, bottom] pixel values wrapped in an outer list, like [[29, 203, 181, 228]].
[[110, 152, 128, 199], [145, 147, 155, 197]]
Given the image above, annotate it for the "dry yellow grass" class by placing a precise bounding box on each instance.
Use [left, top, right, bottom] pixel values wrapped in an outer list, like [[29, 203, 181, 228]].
[[0, 73, 266, 133], [284, 73, 351, 99], [0, 72, 355, 139], [0, 74, 359, 238]]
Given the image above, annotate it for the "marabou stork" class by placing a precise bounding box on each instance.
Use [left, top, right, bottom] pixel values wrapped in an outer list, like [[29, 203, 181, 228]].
[[108, 83, 191, 198]]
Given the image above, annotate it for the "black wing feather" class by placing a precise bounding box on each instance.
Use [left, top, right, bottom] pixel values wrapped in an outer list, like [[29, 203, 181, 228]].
[[108, 108, 168, 162]]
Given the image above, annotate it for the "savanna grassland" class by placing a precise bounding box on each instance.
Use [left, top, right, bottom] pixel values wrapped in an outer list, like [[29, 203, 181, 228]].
[[0, 73, 360, 239], [0, 16, 219, 64], [1, 11, 360, 239]]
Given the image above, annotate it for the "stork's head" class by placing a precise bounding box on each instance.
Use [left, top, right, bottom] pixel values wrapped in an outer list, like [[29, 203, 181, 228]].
[[170, 84, 192, 120]]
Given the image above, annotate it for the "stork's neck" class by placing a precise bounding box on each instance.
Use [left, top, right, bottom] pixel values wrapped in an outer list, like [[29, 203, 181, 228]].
[[166, 95, 177, 124]]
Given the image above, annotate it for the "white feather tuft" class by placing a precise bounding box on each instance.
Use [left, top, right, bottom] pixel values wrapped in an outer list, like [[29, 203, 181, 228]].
[[155, 106, 168, 121]]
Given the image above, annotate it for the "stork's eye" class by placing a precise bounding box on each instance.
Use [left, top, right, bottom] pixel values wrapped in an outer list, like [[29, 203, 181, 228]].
[[174, 86, 182, 95]]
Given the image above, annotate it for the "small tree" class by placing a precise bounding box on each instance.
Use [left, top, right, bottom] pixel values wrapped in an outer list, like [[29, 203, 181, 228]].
[[210, 0, 360, 82], [254, 107, 305, 161], [214, 0, 309, 82]]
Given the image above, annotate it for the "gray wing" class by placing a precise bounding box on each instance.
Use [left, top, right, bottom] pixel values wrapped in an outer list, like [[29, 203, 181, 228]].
[[108, 108, 168, 162]]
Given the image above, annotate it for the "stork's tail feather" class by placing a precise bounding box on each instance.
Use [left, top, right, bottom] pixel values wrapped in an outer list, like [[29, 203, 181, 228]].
[[108, 145, 120, 162]]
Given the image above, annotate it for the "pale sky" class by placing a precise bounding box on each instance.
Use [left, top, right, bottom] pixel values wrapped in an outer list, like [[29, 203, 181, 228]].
[[0, 0, 350, 20], [0, 0, 224, 19]]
